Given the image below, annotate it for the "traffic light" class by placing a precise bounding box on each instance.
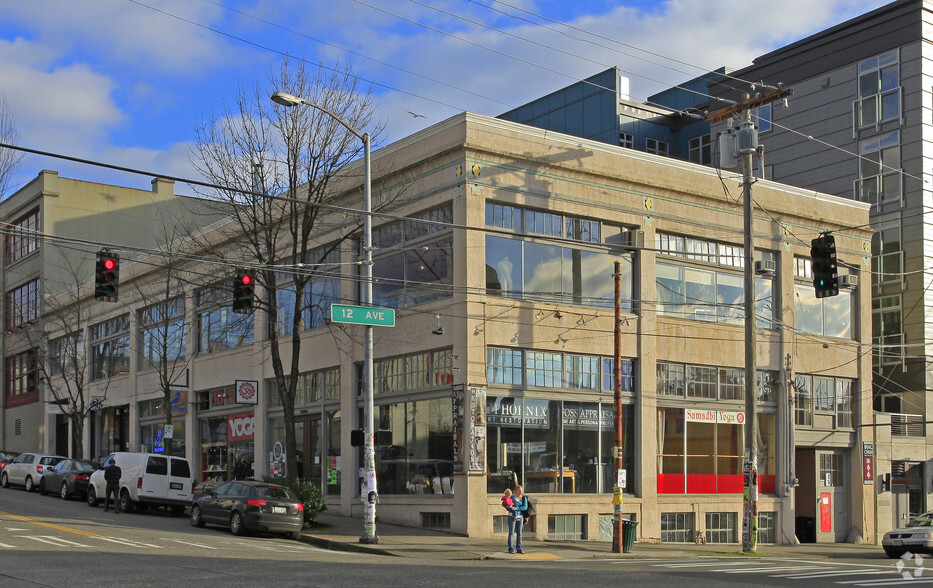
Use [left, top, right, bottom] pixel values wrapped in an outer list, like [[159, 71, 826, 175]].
[[232, 269, 254, 314], [810, 234, 838, 298], [95, 250, 120, 302]]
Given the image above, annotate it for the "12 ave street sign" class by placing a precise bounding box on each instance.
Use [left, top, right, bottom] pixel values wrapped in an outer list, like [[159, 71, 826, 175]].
[[331, 304, 396, 327]]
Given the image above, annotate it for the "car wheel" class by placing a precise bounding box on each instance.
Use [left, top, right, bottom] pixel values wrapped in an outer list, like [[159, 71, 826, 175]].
[[286, 530, 300, 540], [190, 504, 205, 528], [38, 479, 46, 495], [87, 486, 99, 507], [60, 482, 70, 500], [0, 472, 8, 488], [230, 511, 247, 536], [119, 491, 132, 513], [24, 476, 35, 492]]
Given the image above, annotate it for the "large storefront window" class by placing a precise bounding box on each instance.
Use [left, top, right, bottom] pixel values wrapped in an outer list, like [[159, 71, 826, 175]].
[[198, 410, 255, 483], [486, 397, 634, 495], [657, 408, 775, 494], [138, 394, 187, 455], [374, 397, 454, 495]]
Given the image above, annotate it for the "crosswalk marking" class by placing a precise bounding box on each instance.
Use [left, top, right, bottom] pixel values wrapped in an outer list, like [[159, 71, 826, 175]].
[[96, 536, 165, 549], [161, 538, 218, 550], [23, 535, 91, 548]]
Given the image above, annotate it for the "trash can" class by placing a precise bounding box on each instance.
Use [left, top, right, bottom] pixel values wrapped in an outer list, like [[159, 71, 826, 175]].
[[621, 520, 639, 553]]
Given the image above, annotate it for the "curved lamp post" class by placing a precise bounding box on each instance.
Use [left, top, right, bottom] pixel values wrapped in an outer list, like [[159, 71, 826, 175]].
[[271, 91, 378, 544]]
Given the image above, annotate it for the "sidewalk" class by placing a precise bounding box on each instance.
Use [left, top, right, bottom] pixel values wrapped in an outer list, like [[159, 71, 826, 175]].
[[298, 512, 888, 562]]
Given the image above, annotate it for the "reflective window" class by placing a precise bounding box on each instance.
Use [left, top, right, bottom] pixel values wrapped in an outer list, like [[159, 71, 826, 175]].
[[486, 236, 632, 309], [856, 131, 900, 204], [196, 285, 254, 354], [857, 50, 900, 127], [89, 315, 130, 381]]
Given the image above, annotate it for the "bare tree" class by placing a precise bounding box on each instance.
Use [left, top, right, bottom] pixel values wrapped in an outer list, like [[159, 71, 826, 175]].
[[0, 93, 23, 196], [27, 258, 120, 459], [191, 58, 384, 482], [133, 228, 200, 457]]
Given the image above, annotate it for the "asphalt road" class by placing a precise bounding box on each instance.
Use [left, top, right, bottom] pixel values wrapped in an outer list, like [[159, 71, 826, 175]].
[[0, 485, 919, 587]]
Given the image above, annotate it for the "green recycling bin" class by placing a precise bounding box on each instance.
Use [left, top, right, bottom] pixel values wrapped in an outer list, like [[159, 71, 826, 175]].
[[621, 520, 639, 553]]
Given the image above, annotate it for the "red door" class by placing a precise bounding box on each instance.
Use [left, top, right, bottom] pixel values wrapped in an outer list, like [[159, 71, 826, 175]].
[[819, 492, 832, 533]]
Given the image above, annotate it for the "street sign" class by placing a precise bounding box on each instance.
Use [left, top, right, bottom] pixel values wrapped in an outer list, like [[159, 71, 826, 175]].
[[331, 304, 396, 327], [163, 424, 174, 439]]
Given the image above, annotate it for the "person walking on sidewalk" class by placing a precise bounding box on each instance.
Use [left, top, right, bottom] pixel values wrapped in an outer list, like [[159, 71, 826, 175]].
[[103, 458, 122, 513], [508, 485, 529, 554]]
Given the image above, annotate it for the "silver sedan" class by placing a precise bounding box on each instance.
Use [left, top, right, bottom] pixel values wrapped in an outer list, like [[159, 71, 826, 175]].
[[883, 512, 933, 558]]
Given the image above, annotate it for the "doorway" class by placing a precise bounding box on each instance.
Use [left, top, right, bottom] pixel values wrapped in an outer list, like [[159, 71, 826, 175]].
[[297, 415, 322, 486], [892, 461, 924, 528]]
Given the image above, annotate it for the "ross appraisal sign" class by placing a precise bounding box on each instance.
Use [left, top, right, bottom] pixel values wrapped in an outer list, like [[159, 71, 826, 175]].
[[685, 409, 745, 425]]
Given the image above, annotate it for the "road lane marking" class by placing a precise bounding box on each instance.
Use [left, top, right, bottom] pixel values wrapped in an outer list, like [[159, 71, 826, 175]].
[[770, 570, 890, 579], [0, 511, 102, 538], [841, 580, 933, 586], [720, 565, 824, 573], [97, 537, 165, 549], [24, 535, 92, 548], [0, 542, 16, 548], [657, 562, 768, 568], [162, 538, 219, 550]]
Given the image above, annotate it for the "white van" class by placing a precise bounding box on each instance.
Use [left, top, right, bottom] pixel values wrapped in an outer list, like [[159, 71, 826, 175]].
[[87, 452, 193, 515]]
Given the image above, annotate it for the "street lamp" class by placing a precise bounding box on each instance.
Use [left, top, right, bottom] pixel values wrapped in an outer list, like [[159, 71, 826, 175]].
[[271, 91, 378, 544]]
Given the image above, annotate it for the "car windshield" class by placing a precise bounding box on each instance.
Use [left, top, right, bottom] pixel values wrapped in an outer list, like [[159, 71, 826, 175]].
[[907, 513, 933, 527], [258, 486, 295, 500]]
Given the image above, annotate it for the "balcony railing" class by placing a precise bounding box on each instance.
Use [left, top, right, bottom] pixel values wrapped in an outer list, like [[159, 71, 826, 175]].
[[891, 413, 924, 437]]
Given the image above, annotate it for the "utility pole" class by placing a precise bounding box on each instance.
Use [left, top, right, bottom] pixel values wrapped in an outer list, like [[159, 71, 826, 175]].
[[611, 260, 629, 552], [707, 85, 792, 553]]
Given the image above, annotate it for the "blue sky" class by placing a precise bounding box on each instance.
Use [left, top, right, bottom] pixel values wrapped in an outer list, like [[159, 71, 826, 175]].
[[0, 0, 892, 193]]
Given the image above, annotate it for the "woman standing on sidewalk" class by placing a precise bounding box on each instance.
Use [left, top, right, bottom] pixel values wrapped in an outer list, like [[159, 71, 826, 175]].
[[508, 485, 528, 554]]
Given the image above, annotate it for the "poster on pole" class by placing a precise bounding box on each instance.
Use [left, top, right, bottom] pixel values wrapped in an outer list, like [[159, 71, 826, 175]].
[[469, 387, 487, 472], [451, 385, 464, 472]]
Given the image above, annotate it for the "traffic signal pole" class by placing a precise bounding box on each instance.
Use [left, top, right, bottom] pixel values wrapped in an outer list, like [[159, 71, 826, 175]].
[[707, 86, 792, 553], [739, 106, 760, 553]]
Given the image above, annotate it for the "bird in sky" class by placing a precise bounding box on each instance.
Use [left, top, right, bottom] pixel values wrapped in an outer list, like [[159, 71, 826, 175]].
[[407, 111, 426, 119]]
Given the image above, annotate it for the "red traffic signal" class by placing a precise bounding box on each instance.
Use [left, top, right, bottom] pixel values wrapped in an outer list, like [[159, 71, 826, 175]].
[[95, 250, 120, 302], [232, 269, 254, 314]]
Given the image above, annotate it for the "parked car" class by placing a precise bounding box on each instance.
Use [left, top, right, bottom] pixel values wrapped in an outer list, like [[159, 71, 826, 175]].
[[0, 450, 20, 471], [87, 452, 193, 515], [0, 452, 65, 492], [883, 511, 933, 558], [190, 480, 304, 539], [39, 459, 98, 500]]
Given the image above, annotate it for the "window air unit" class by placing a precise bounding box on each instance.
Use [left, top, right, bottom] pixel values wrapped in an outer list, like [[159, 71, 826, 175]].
[[625, 229, 645, 249], [839, 273, 858, 288], [754, 260, 776, 275]]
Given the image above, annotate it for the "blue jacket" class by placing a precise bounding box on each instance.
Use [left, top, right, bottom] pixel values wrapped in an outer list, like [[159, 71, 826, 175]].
[[511, 496, 529, 516]]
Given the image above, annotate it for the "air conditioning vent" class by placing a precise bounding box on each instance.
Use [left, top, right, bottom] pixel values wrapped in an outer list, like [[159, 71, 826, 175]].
[[755, 260, 776, 275], [625, 229, 645, 249], [839, 274, 858, 288]]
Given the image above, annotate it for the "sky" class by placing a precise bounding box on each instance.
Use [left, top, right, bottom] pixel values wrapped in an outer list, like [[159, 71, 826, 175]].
[[0, 0, 894, 194]]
